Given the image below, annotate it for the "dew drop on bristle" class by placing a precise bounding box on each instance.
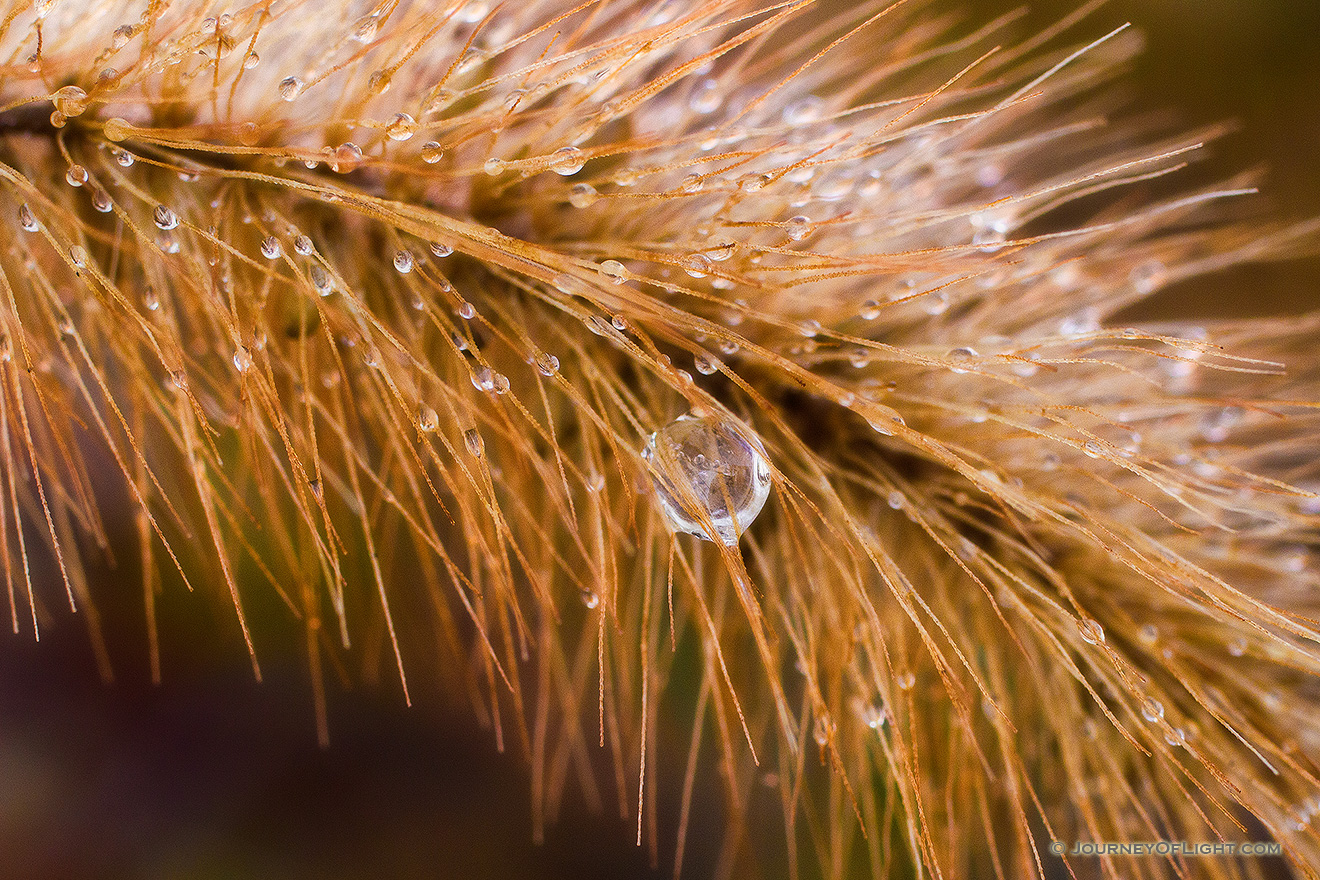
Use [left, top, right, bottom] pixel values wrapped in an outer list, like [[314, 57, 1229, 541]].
[[233, 345, 254, 373], [420, 142, 444, 163], [430, 242, 453, 257], [1078, 618, 1105, 646], [548, 146, 585, 176], [65, 164, 87, 187], [153, 205, 178, 230], [293, 235, 314, 255], [260, 236, 282, 259], [598, 260, 626, 283], [278, 76, 305, 101], [785, 215, 811, 241], [386, 113, 417, 141], [534, 351, 559, 376], [393, 250, 414, 273], [18, 204, 38, 231], [641, 414, 773, 545], [464, 428, 484, 457], [569, 183, 598, 208], [417, 404, 439, 433]]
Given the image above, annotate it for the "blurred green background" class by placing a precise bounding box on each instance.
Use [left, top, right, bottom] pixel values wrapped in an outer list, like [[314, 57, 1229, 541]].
[[1, 2, 1317, 879]]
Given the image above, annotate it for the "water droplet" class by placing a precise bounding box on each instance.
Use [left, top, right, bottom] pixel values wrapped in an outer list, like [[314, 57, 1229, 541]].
[[1129, 260, 1166, 294], [233, 345, 254, 373], [533, 351, 560, 376], [309, 263, 331, 294], [693, 353, 719, 375], [896, 672, 916, 691], [1138, 624, 1159, 645], [51, 85, 89, 117], [0, 333, 12, 363], [456, 301, 476, 320], [18, 204, 38, 232], [676, 253, 710, 279], [598, 259, 627, 283], [142, 287, 160, 311], [417, 404, 439, 432], [782, 95, 823, 126], [569, 183, 598, 208], [548, 146, 585, 176], [91, 189, 112, 212], [386, 112, 417, 141], [641, 413, 772, 545], [947, 347, 977, 372], [393, 250, 414, 273], [420, 141, 444, 163], [430, 242, 453, 257], [1164, 727, 1186, 748], [784, 215, 811, 241], [1140, 696, 1164, 723], [351, 13, 379, 42], [859, 300, 882, 320], [1078, 618, 1105, 646], [111, 24, 134, 48], [65, 164, 87, 187], [688, 78, 722, 114], [243, 52, 260, 69], [333, 142, 363, 172], [1228, 638, 1247, 657], [483, 157, 507, 176], [580, 589, 600, 609], [69, 245, 88, 268], [680, 173, 703, 193], [887, 490, 905, 510], [293, 235, 314, 255], [260, 236, 282, 259], [153, 205, 178, 230], [798, 319, 820, 338], [464, 428, 484, 456], [861, 702, 887, 729], [278, 76, 306, 101]]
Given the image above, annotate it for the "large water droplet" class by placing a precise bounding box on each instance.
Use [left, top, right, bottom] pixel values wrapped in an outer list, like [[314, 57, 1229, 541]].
[[641, 414, 772, 545]]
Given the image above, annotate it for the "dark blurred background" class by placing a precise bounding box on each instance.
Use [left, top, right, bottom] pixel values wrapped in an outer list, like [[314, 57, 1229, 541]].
[[2, 2, 1317, 879]]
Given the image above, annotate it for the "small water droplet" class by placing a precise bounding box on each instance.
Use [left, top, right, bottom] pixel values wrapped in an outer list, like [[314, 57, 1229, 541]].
[[782, 95, 823, 126], [1078, 618, 1105, 646], [859, 300, 882, 320], [143, 287, 160, 311], [548, 145, 585, 176], [641, 413, 772, 545], [693, 353, 719, 375], [153, 205, 178, 230], [688, 78, 722, 114], [417, 404, 439, 432], [243, 52, 260, 69], [784, 215, 811, 241], [278, 76, 306, 101], [598, 259, 627, 283], [887, 490, 905, 510], [861, 701, 887, 729], [18, 204, 38, 231], [91, 189, 112, 212], [569, 183, 598, 208], [351, 13, 379, 42], [420, 141, 444, 163], [393, 250, 414, 273], [464, 427, 484, 456], [527, 349, 559, 377], [430, 242, 453, 257], [681, 253, 711, 278], [1140, 696, 1164, 723], [580, 588, 600, 609], [332, 142, 363, 172], [233, 345, 254, 373], [1228, 638, 1247, 657], [260, 236, 282, 259], [65, 164, 87, 187], [51, 85, 89, 117], [293, 235, 314, 255], [386, 112, 417, 141], [896, 672, 916, 691], [456, 301, 476, 320], [483, 157, 507, 176], [69, 245, 88, 268]]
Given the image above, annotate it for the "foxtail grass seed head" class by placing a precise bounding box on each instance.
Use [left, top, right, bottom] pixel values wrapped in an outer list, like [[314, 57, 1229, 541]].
[[2, 0, 1320, 878]]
